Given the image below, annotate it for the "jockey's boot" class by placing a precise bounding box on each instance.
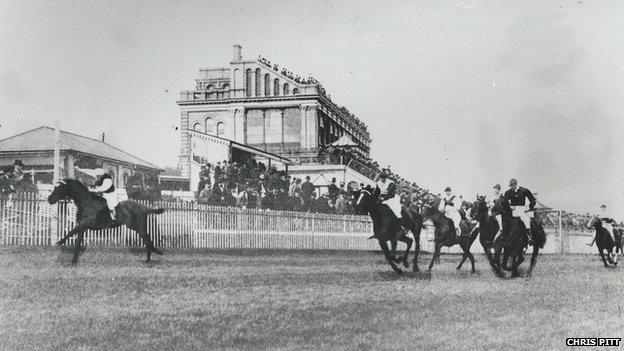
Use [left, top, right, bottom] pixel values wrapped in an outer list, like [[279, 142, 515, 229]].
[[455, 227, 462, 240], [109, 209, 116, 221]]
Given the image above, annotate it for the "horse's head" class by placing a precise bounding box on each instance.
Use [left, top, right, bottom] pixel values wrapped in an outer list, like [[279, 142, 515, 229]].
[[47, 180, 70, 204], [588, 216, 602, 229], [420, 199, 440, 220], [47, 179, 87, 204], [471, 195, 488, 222], [355, 188, 376, 216]]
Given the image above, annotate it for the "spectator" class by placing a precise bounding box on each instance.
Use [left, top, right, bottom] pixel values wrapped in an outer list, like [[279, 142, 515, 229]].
[[328, 177, 339, 201], [301, 176, 315, 211], [198, 183, 212, 204], [335, 192, 351, 215]]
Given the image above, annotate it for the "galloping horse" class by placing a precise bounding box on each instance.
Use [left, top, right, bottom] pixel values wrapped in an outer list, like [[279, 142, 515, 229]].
[[356, 190, 424, 274], [497, 212, 546, 278], [469, 197, 505, 278], [422, 199, 479, 273], [588, 217, 622, 267], [48, 179, 165, 264]]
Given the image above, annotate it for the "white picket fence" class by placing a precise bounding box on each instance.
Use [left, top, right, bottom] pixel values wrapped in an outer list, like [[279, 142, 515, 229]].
[[1, 197, 588, 254], [0, 198, 380, 251]]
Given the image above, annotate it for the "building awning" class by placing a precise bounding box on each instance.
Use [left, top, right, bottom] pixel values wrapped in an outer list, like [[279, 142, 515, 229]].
[[188, 130, 291, 165]]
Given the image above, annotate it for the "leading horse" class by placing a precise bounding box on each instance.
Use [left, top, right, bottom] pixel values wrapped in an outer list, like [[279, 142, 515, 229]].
[[356, 190, 424, 274], [48, 179, 165, 264], [469, 197, 506, 278], [497, 211, 546, 279]]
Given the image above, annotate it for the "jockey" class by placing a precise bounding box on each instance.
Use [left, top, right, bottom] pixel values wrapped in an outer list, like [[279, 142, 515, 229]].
[[587, 205, 618, 250], [90, 168, 118, 220], [488, 184, 510, 241], [438, 187, 462, 238], [373, 169, 402, 220], [503, 178, 536, 243]]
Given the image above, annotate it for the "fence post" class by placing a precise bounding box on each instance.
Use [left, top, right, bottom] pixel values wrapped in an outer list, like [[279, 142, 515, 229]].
[[558, 210, 563, 254]]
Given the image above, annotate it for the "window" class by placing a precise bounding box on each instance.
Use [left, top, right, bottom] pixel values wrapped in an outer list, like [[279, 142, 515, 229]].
[[264, 74, 271, 96], [222, 83, 230, 90], [123, 173, 129, 188], [273, 79, 280, 96], [283, 83, 289, 95], [206, 83, 214, 91], [283, 108, 301, 143], [292, 88, 299, 94], [255, 68, 261, 97], [217, 122, 225, 137], [193, 123, 202, 132], [245, 69, 252, 97], [265, 110, 282, 143], [246, 110, 264, 144], [205, 117, 214, 135]]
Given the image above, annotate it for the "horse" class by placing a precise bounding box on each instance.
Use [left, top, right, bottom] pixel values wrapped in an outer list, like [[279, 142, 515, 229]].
[[422, 199, 479, 273], [356, 190, 424, 274], [497, 211, 546, 279], [469, 197, 506, 278], [588, 217, 622, 267], [47, 179, 165, 264]]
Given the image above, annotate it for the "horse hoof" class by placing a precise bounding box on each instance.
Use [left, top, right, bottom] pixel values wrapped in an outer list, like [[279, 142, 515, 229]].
[[413, 266, 420, 273], [396, 269, 404, 275], [456, 266, 462, 271], [56, 240, 64, 246], [471, 270, 476, 274]]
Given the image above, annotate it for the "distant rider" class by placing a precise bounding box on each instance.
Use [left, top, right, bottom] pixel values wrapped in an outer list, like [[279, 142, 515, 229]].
[[438, 187, 462, 238], [90, 168, 118, 220], [586, 205, 619, 257]]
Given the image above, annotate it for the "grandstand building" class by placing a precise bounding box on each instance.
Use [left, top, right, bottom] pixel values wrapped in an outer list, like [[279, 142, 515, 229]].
[[178, 45, 375, 191]]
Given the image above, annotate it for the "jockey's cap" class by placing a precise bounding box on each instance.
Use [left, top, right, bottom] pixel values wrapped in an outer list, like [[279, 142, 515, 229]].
[[509, 178, 518, 186], [444, 187, 451, 192], [493, 184, 501, 190], [601, 204, 606, 208]]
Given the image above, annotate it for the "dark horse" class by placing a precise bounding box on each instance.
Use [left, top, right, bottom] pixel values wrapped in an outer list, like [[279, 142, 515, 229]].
[[497, 212, 546, 279], [422, 199, 479, 273], [469, 197, 506, 278], [356, 190, 424, 274], [48, 179, 165, 264], [588, 217, 622, 267]]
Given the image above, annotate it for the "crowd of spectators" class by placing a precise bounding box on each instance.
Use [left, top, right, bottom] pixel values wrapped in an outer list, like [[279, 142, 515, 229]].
[[0, 160, 38, 197]]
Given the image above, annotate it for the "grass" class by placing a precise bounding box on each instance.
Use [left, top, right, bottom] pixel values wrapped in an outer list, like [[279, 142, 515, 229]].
[[0, 246, 622, 351]]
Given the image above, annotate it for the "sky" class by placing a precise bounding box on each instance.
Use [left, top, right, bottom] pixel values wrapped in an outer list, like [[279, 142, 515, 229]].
[[1, 0, 623, 215]]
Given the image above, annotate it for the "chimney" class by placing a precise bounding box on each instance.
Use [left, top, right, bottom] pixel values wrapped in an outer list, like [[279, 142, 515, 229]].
[[101, 132, 105, 142], [233, 44, 242, 61]]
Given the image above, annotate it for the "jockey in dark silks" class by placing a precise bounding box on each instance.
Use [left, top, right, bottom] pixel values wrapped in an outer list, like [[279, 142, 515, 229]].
[[503, 178, 536, 243], [90, 168, 118, 220], [372, 170, 403, 236]]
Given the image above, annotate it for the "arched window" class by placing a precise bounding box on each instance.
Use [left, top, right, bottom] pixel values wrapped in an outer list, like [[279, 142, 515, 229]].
[[255, 68, 261, 97], [206, 83, 214, 91], [273, 79, 280, 96], [292, 88, 299, 94], [264, 74, 271, 96], [216, 122, 225, 137], [123, 173, 129, 188], [193, 123, 202, 132], [221, 83, 230, 90], [245, 69, 252, 97], [283, 83, 290, 95], [205, 117, 214, 134]]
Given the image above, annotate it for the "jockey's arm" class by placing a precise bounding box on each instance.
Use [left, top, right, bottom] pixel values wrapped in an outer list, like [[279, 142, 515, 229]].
[[91, 178, 113, 193], [438, 198, 445, 212], [526, 189, 536, 210], [453, 197, 462, 211]]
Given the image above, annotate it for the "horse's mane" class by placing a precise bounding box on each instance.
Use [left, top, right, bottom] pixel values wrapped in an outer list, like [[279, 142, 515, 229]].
[[63, 178, 89, 191]]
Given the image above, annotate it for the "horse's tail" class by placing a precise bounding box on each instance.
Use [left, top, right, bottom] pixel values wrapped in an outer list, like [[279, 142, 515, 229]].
[[146, 207, 165, 215]]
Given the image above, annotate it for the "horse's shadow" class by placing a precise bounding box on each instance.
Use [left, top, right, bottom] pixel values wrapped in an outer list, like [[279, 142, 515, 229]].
[[376, 270, 433, 281]]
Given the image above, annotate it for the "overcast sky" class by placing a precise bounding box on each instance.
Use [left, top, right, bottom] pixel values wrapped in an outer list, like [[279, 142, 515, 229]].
[[1, 0, 623, 215]]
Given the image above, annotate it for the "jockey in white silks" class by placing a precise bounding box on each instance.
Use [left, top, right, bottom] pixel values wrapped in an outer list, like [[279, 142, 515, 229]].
[[90, 168, 119, 219], [374, 171, 402, 219], [439, 187, 462, 237]]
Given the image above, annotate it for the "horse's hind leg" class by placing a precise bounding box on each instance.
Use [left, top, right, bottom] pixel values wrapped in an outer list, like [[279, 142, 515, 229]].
[[71, 231, 85, 265], [456, 253, 468, 270], [412, 230, 421, 272], [599, 249, 609, 267], [57, 224, 86, 246], [398, 235, 412, 268]]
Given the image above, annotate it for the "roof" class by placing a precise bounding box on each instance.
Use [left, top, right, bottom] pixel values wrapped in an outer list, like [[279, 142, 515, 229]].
[[0, 126, 160, 170]]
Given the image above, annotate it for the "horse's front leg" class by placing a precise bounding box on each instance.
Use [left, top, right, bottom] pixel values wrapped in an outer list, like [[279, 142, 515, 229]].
[[71, 231, 86, 265], [456, 253, 468, 270], [412, 229, 421, 272], [428, 244, 442, 271], [599, 247, 609, 267], [526, 247, 539, 279], [57, 224, 87, 246], [379, 240, 403, 275], [397, 235, 412, 268]]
